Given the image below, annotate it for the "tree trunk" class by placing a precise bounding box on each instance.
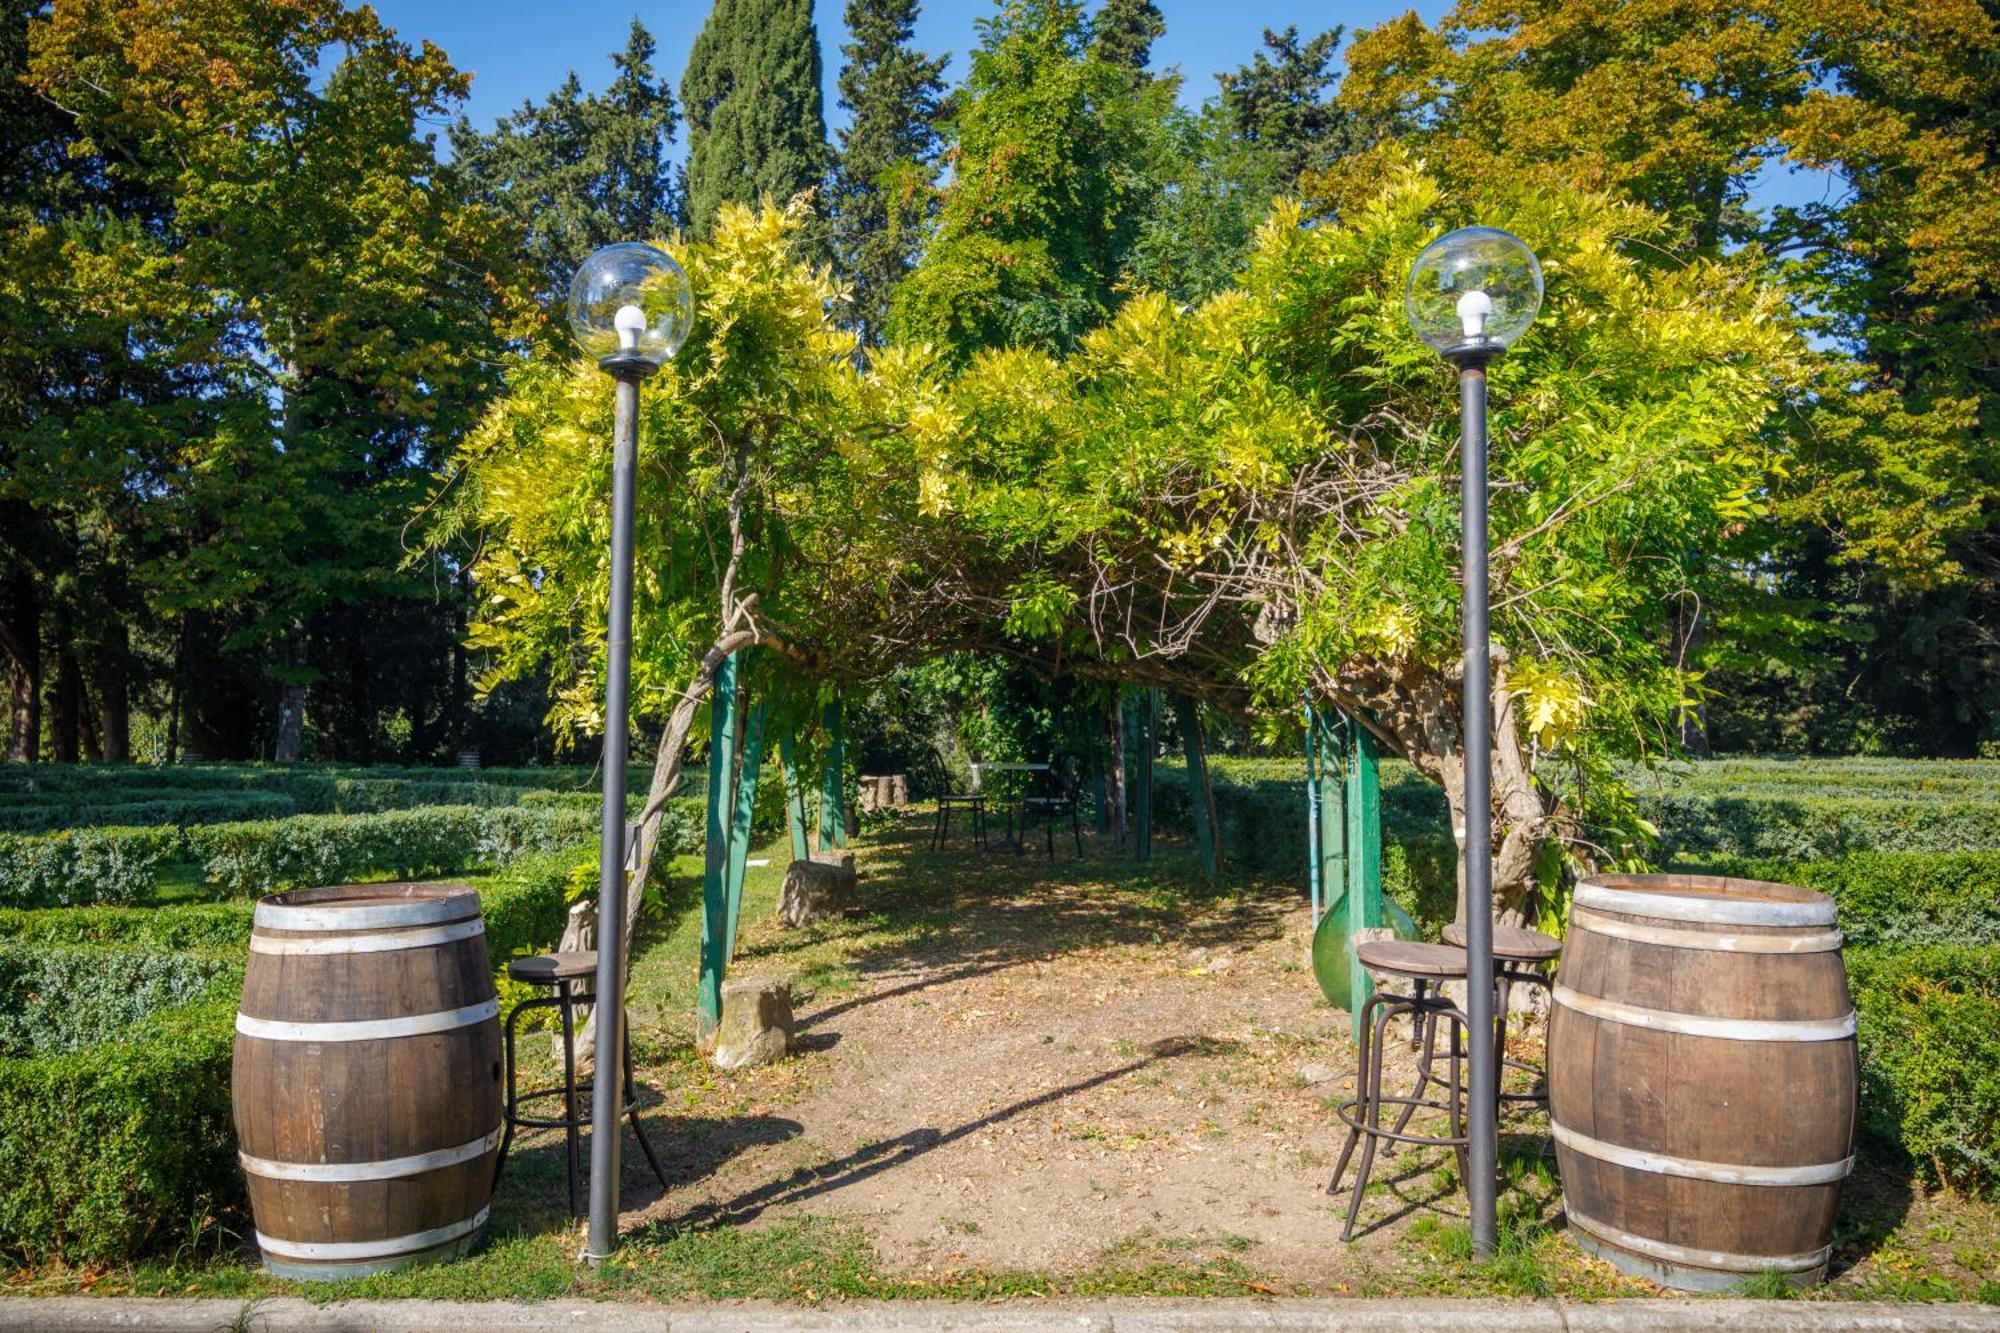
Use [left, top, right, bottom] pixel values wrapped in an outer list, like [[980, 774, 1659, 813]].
[[564, 626, 761, 1065], [274, 618, 308, 763], [1674, 595, 1709, 757], [0, 571, 40, 762], [97, 619, 131, 763], [449, 567, 470, 752], [50, 611, 80, 763]]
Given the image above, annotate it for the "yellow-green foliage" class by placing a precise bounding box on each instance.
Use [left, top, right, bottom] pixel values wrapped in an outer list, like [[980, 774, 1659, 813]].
[[454, 161, 1811, 782]]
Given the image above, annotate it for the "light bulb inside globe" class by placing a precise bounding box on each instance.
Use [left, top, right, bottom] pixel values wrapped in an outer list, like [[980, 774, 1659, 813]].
[[566, 243, 695, 372], [1404, 227, 1543, 359], [1456, 290, 1492, 339], [613, 304, 647, 351]]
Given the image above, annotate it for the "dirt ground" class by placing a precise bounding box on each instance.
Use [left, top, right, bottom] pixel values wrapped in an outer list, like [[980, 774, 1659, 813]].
[[621, 816, 1498, 1284]]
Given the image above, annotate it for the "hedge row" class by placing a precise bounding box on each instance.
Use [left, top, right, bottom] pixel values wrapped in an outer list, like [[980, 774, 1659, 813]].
[[0, 762, 643, 797], [0, 804, 610, 908], [1685, 851, 2000, 949], [0, 942, 238, 1059], [0, 790, 299, 833], [0, 996, 239, 1264], [1643, 793, 2000, 860], [0, 847, 584, 1263], [1850, 944, 2000, 1195]]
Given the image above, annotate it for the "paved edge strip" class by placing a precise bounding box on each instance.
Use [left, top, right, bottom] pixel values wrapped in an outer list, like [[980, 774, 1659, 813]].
[[0, 1298, 1996, 1332]]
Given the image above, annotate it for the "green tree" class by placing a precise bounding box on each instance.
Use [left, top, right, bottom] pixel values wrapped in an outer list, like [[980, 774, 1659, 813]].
[[1216, 25, 1350, 192], [450, 20, 683, 299], [681, 0, 830, 237], [830, 0, 949, 348], [26, 0, 534, 762], [889, 0, 1177, 359], [1090, 0, 1164, 68], [1333, 0, 1999, 755]]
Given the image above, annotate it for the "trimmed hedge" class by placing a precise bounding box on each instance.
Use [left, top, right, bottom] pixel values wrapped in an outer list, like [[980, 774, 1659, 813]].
[[0, 790, 299, 833], [0, 825, 184, 908], [0, 805, 601, 907], [0, 847, 584, 1263], [1684, 851, 2000, 949], [0, 997, 239, 1263], [1850, 944, 2000, 1195], [0, 943, 237, 1058], [1644, 793, 2000, 861]]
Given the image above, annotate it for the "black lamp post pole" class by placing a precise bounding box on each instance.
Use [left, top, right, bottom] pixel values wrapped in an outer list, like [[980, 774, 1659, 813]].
[[586, 356, 651, 1262], [1453, 347, 1499, 1258]]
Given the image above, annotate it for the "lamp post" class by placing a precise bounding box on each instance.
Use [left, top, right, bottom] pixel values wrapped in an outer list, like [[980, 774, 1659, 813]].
[[565, 242, 693, 1263], [1404, 226, 1542, 1259]]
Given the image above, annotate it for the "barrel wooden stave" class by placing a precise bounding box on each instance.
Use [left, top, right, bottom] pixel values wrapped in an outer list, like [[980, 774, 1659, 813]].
[[232, 883, 503, 1279], [1549, 874, 1857, 1291]]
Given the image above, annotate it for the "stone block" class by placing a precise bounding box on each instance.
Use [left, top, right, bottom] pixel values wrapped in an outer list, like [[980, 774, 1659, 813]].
[[776, 852, 857, 927], [711, 976, 793, 1070]]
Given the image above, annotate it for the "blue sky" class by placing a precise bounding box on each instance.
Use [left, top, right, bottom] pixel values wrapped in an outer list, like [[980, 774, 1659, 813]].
[[372, 0, 1451, 145], [370, 0, 1830, 212]]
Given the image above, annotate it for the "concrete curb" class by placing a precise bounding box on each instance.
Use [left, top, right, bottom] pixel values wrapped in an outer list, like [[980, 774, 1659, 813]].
[[2, 1298, 1997, 1332]]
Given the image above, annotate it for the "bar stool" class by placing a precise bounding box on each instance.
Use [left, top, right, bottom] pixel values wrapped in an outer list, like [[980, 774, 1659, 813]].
[[493, 950, 668, 1217], [1328, 940, 1471, 1242], [1442, 920, 1562, 1107]]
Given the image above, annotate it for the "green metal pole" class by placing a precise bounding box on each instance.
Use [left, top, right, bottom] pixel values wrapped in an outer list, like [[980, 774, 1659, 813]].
[[697, 652, 741, 1040], [1174, 695, 1219, 881], [1304, 702, 1322, 923], [819, 696, 848, 850], [724, 699, 769, 961], [779, 727, 810, 862], [1321, 714, 1346, 924], [1345, 723, 1383, 1043]]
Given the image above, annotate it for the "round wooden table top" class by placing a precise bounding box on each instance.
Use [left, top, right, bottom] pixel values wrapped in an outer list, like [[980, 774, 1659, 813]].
[[1442, 921, 1563, 961], [507, 951, 599, 984], [1355, 939, 1469, 979]]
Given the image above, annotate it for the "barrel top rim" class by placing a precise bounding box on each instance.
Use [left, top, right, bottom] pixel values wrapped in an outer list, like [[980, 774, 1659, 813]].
[[1582, 872, 1829, 908], [258, 882, 477, 911]]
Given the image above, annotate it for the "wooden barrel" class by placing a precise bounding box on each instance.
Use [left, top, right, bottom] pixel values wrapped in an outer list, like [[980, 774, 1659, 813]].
[[1549, 873, 1857, 1291], [232, 883, 502, 1279]]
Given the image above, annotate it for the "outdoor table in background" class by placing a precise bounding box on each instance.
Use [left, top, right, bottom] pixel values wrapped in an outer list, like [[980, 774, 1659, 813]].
[[970, 762, 1049, 852]]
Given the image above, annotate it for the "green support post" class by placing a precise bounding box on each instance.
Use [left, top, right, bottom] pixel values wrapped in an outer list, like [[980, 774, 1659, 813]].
[[723, 699, 769, 962], [697, 652, 741, 1040], [1304, 703, 1323, 923], [1174, 694, 1220, 881], [1321, 714, 1347, 922], [1123, 691, 1155, 861], [819, 697, 848, 850], [779, 728, 810, 863], [1344, 724, 1383, 1043]]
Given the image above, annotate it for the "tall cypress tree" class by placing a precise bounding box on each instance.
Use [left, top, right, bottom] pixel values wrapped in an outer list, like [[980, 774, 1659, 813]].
[[831, 0, 948, 347], [681, 0, 830, 236]]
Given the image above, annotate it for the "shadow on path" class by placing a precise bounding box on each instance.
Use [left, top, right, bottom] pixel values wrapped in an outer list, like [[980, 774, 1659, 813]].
[[642, 1035, 1211, 1234]]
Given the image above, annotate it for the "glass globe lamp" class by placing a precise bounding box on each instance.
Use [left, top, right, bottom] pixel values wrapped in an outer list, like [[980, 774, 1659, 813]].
[[1404, 227, 1543, 359], [566, 242, 694, 373]]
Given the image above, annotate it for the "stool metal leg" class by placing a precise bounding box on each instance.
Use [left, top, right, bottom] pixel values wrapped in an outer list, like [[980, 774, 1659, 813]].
[[1389, 980, 1437, 1145], [557, 980, 583, 1218], [1327, 990, 1381, 1199], [1341, 991, 1401, 1241], [495, 997, 524, 1188]]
